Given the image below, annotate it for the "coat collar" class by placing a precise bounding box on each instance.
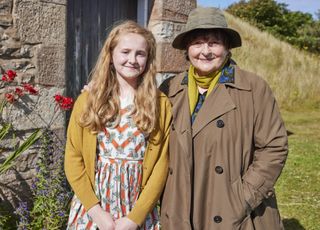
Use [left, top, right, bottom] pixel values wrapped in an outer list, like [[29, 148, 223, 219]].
[[167, 63, 251, 98]]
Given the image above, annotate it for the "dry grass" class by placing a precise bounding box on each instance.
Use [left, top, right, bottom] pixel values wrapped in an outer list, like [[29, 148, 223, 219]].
[[226, 13, 320, 110]]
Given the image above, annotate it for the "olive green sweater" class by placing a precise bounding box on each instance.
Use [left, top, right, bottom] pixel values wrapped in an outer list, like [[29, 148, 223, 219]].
[[64, 91, 172, 226]]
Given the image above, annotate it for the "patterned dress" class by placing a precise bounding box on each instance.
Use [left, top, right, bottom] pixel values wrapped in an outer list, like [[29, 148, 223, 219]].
[[67, 97, 160, 229]]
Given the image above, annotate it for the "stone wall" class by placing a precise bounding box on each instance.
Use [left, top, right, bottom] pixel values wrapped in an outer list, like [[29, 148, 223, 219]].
[[148, 0, 196, 84], [0, 0, 67, 211]]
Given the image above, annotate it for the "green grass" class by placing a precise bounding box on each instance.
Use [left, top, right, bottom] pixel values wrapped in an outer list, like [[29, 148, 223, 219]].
[[276, 109, 320, 230]]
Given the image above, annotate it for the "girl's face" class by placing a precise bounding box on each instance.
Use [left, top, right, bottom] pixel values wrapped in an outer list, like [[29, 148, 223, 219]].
[[187, 32, 229, 76], [112, 33, 148, 83]]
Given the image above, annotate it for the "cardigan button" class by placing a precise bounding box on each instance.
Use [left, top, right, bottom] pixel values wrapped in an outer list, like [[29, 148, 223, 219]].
[[171, 124, 175, 131], [216, 119, 224, 128], [169, 167, 173, 175]]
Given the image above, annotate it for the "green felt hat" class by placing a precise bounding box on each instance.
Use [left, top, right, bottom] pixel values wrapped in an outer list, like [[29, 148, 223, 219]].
[[172, 7, 242, 50]]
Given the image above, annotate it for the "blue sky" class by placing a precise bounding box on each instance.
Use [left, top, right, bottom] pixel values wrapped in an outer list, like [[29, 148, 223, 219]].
[[197, 0, 320, 18]]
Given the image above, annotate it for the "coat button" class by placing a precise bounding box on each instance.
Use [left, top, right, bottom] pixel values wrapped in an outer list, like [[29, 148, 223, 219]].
[[169, 167, 173, 175], [267, 190, 274, 197], [171, 124, 175, 131], [215, 166, 223, 174], [216, 119, 224, 128], [213, 215, 222, 223]]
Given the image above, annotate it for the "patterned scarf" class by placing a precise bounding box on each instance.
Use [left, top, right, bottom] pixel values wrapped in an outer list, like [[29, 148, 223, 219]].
[[188, 55, 230, 114]]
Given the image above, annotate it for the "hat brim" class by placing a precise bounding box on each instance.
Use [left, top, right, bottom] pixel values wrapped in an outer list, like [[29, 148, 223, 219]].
[[172, 27, 242, 50]]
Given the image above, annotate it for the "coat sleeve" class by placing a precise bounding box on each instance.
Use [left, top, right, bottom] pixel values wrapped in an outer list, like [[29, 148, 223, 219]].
[[64, 93, 100, 211], [242, 78, 288, 210], [127, 95, 172, 226]]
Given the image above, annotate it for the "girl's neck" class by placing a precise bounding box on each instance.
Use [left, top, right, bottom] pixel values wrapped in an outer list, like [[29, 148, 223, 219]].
[[117, 75, 137, 99]]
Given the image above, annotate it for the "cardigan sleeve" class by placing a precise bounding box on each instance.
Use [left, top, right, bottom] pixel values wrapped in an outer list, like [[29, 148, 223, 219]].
[[64, 93, 100, 211], [242, 77, 288, 210], [127, 94, 172, 226]]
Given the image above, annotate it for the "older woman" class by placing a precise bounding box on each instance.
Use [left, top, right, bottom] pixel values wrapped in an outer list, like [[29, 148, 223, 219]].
[[160, 7, 288, 230]]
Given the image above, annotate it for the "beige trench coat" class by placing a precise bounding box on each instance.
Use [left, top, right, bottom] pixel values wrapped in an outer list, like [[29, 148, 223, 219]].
[[159, 65, 288, 230]]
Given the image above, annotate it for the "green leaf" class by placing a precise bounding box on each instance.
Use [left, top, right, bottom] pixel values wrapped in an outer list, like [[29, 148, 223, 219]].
[[0, 129, 42, 174], [0, 123, 11, 141]]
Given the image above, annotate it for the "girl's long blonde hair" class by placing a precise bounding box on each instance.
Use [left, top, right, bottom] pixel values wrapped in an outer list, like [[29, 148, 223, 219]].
[[80, 20, 158, 134]]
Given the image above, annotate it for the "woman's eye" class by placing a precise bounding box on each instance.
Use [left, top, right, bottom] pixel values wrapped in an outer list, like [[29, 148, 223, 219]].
[[191, 41, 203, 47]]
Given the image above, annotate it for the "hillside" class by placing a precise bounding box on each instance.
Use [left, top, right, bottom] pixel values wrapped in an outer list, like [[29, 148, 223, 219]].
[[226, 12, 320, 110]]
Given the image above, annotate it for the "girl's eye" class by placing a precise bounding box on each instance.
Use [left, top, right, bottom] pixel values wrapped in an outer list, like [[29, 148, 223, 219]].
[[137, 51, 147, 57], [121, 50, 129, 54]]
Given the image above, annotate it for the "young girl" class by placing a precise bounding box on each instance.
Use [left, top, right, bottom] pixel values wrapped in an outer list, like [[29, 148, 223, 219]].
[[65, 21, 171, 230]]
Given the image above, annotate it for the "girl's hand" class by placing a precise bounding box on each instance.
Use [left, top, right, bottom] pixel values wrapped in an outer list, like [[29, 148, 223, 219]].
[[88, 204, 115, 230], [115, 217, 138, 230]]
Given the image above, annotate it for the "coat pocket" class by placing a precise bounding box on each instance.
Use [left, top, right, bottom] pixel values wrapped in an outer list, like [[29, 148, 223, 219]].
[[230, 176, 248, 223]]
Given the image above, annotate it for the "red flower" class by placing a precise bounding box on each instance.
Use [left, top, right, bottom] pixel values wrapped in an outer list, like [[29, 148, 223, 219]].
[[54, 94, 73, 110], [7, 70, 17, 81], [15, 87, 24, 96], [23, 83, 38, 95], [1, 75, 8, 82], [60, 97, 73, 110], [5, 93, 16, 103], [54, 94, 63, 103]]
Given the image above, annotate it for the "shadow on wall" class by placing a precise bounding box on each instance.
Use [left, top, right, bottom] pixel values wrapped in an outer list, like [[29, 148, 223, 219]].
[[0, 169, 33, 228], [283, 218, 306, 230]]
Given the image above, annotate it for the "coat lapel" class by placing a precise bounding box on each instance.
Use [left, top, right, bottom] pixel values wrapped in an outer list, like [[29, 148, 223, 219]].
[[192, 84, 236, 137], [167, 73, 193, 160]]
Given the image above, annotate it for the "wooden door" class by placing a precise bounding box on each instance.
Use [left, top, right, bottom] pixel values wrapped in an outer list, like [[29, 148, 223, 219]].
[[66, 0, 138, 99]]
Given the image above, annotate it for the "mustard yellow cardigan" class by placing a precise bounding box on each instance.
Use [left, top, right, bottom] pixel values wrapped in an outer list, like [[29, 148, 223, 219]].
[[64, 91, 172, 226]]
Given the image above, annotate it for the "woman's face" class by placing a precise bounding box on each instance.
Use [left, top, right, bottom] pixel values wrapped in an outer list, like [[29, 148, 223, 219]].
[[112, 33, 148, 83], [187, 32, 229, 76]]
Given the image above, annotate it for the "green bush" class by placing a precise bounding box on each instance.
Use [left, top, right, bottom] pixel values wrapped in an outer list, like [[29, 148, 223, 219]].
[[227, 0, 320, 54]]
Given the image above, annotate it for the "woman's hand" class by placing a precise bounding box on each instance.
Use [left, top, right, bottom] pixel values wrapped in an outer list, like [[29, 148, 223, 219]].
[[88, 204, 115, 230], [115, 217, 138, 230], [81, 81, 93, 93]]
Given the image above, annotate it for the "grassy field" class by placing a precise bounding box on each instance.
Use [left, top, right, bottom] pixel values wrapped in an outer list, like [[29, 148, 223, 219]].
[[276, 109, 320, 230]]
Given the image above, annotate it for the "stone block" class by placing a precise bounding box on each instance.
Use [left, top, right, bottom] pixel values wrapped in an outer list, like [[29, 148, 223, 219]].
[[149, 21, 185, 42], [0, 58, 33, 71], [15, 1, 66, 45], [0, 0, 12, 15], [3, 27, 19, 41], [0, 39, 23, 58], [0, 14, 12, 26], [0, 165, 35, 209], [0, 41, 20, 55], [150, 0, 196, 23], [156, 42, 188, 73], [36, 45, 65, 86]]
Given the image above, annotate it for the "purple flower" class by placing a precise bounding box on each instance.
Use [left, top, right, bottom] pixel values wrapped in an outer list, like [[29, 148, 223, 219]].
[[15, 201, 30, 229]]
